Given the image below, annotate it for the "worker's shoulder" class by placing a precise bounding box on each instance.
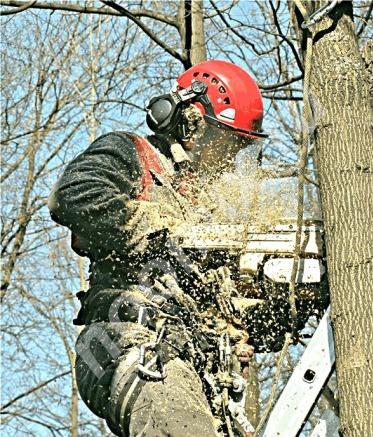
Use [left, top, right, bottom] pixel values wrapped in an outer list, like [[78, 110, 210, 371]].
[[83, 131, 143, 161], [83, 131, 167, 173], [67, 131, 142, 178], [90, 130, 138, 150], [90, 130, 159, 156]]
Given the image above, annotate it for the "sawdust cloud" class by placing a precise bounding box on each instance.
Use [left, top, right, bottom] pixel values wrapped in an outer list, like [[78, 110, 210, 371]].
[[194, 162, 298, 228]]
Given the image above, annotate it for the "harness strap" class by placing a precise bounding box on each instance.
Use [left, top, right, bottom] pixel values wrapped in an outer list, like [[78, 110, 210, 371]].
[[115, 349, 172, 436], [115, 132, 164, 201], [116, 362, 146, 437]]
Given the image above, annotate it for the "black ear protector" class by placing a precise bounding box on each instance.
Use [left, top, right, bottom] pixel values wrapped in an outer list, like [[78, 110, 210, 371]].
[[146, 81, 208, 135]]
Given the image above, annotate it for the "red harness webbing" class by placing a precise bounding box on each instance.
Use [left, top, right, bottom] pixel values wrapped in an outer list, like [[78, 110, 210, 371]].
[[125, 133, 164, 201]]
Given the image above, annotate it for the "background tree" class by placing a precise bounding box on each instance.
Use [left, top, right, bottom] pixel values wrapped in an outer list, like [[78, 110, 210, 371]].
[[1, 9, 170, 435]]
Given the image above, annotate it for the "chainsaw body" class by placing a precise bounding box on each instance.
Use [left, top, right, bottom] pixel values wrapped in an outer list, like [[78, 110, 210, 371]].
[[171, 219, 329, 351]]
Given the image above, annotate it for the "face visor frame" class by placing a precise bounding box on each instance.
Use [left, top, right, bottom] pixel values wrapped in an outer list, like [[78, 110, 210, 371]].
[[192, 122, 264, 166]]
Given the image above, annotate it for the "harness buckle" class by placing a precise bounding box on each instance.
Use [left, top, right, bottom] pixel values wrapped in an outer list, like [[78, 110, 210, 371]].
[[138, 326, 167, 380]]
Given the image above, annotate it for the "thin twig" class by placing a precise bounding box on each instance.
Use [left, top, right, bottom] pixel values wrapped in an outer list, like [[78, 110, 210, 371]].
[[0, 0, 177, 26], [254, 333, 292, 436], [1, 370, 71, 410], [100, 1, 185, 64]]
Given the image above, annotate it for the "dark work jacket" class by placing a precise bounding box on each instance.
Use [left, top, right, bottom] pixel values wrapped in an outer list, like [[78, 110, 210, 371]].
[[48, 132, 183, 291], [49, 131, 216, 356]]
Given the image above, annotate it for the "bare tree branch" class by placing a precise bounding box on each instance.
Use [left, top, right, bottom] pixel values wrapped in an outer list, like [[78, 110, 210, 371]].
[[269, 0, 304, 73], [0, 412, 64, 436], [0, 0, 178, 26], [259, 73, 303, 90], [100, 1, 185, 64], [1, 370, 71, 411], [262, 94, 302, 101], [210, 0, 277, 56], [94, 99, 145, 112], [203, 0, 237, 19], [0, 0, 35, 15]]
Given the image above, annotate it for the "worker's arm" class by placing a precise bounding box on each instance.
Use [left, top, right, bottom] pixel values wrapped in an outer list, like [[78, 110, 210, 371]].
[[48, 132, 142, 258]]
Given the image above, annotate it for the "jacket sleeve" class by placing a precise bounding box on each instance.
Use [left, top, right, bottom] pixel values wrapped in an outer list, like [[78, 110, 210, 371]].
[[48, 132, 142, 258]]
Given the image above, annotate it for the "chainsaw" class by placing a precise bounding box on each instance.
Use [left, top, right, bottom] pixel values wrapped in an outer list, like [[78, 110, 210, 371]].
[[170, 218, 329, 352]]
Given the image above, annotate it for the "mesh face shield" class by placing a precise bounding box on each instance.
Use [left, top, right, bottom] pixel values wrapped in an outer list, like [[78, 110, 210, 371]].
[[190, 123, 263, 166]]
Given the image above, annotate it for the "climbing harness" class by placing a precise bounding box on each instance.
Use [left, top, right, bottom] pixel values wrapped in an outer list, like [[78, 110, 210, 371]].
[[204, 331, 255, 436], [138, 325, 167, 380]]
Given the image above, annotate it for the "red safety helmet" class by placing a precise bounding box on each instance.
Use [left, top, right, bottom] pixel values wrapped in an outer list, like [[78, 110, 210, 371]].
[[177, 60, 266, 139]]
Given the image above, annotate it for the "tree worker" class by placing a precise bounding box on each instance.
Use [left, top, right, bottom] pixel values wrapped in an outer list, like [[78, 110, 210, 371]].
[[48, 59, 269, 436]]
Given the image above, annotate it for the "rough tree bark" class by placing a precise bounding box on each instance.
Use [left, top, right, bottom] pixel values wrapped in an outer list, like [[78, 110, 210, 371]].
[[178, 0, 207, 68], [190, 0, 207, 65], [301, 2, 372, 435]]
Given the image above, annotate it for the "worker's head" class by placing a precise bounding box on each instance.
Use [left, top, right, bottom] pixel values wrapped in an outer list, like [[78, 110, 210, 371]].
[[146, 59, 267, 173]]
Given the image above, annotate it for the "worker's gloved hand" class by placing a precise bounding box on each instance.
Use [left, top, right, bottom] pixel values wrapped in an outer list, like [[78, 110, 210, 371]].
[[235, 342, 255, 363], [152, 274, 199, 316], [123, 200, 186, 253]]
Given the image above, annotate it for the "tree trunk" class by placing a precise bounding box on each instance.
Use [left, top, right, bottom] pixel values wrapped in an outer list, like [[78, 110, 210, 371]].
[[190, 0, 207, 65], [69, 350, 79, 437], [244, 361, 260, 428], [307, 2, 373, 435], [178, 0, 206, 69]]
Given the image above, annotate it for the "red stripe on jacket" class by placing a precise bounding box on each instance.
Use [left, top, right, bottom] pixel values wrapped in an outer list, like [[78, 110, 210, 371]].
[[126, 134, 164, 201]]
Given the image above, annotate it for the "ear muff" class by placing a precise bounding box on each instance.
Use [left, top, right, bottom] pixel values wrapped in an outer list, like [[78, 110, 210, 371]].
[[146, 94, 183, 135], [146, 81, 208, 136]]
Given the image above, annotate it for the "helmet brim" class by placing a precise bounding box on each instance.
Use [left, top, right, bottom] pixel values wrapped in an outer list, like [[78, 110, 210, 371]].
[[204, 114, 269, 140]]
